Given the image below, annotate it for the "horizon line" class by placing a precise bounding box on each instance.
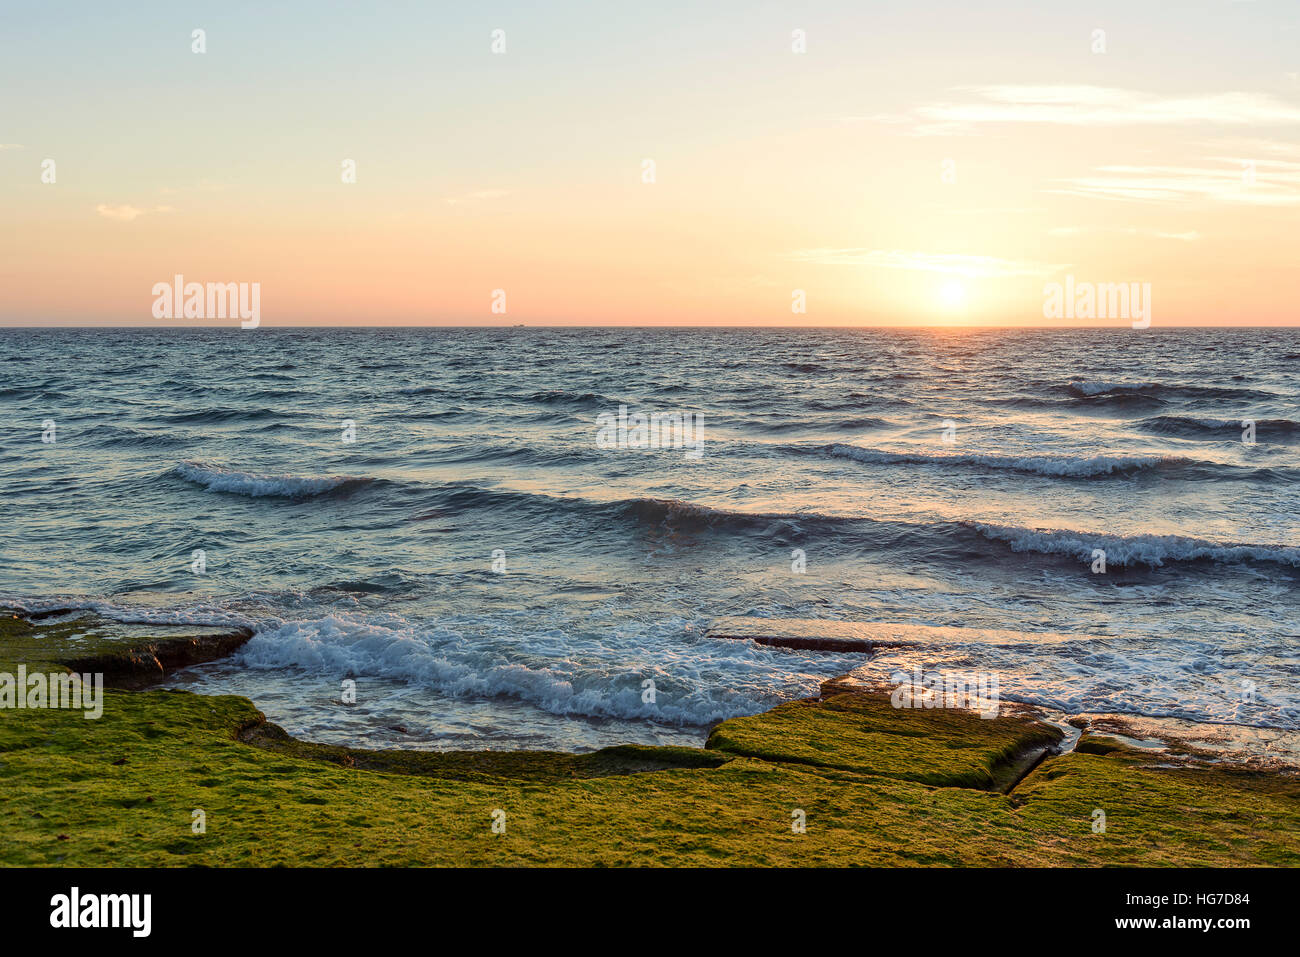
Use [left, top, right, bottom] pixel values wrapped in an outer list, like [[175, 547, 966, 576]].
[[1, 323, 1297, 331]]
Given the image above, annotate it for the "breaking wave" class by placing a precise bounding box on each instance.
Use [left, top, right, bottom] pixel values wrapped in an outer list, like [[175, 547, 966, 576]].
[[171, 461, 375, 498], [971, 523, 1300, 569]]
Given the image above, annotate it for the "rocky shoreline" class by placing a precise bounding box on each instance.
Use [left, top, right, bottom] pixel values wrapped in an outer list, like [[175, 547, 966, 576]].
[[2, 610, 1297, 866]]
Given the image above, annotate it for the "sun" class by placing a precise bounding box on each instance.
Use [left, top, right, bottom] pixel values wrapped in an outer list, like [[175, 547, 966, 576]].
[[938, 279, 967, 309]]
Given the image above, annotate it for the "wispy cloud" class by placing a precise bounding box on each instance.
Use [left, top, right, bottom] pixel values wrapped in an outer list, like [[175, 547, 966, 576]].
[[96, 205, 145, 221], [871, 86, 1300, 135], [0, 143, 25, 151], [1049, 160, 1300, 205], [790, 249, 1065, 278], [1048, 226, 1201, 241], [1200, 137, 1300, 159], [95, 204, 175, 221]]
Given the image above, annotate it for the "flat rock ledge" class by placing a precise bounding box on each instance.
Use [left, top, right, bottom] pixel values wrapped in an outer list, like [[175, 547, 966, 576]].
[[706, 615, 1093, 652], [15, 610, 253, 687], [1070, 713, 1300, 771]]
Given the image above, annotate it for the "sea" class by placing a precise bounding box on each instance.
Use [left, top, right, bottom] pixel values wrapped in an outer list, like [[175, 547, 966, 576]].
[[1, 326, 1297, 751]]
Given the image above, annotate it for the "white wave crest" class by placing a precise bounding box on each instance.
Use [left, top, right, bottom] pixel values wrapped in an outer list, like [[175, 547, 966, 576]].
[[971, 523, 1300, 568], [234, 615, 838, 727], [172, 461, 369, 497]]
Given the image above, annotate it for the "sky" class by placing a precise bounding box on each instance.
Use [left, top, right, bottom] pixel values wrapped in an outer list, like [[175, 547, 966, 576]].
[[2, 0, 1298, 327]]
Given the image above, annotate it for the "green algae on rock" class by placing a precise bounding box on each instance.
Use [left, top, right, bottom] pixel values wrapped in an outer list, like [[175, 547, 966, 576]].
[[706, 689, 1062, 791], [1, 612, 1297, 867]]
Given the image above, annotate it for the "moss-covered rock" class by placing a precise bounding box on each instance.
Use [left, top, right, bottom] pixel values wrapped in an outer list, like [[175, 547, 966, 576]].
[[706, 691, 1061, 790], [0, 611, 251, 682], [2, 612, 1297, 867]]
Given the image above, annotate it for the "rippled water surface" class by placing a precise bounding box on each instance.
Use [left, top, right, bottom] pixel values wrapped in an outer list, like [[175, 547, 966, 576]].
[[2, 327, 1297, 749]]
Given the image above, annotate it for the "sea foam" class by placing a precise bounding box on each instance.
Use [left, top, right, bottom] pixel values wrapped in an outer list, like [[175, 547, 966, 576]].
[[232, 614, 856, 727]]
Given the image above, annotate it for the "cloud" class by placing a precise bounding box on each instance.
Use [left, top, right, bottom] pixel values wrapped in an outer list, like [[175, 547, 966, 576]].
[[96, 204, 145, 221], [924, 205, 1045, 215], [872, 86, 1300, 134], [1047, 226, 1201, 241], [95, 204, 177, 221], [1049, 160, 1300, 205], [1199, 137, 1300, 159], [0, 143, 25, 151], [790, 249, 1065, 278]]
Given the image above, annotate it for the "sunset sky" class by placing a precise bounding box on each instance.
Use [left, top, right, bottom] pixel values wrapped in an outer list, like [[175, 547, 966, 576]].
[[2, 0, 1298, 327]]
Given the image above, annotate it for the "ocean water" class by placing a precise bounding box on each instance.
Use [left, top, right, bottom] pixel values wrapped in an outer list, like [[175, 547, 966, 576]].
[[1, 327, 1297, 751]]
